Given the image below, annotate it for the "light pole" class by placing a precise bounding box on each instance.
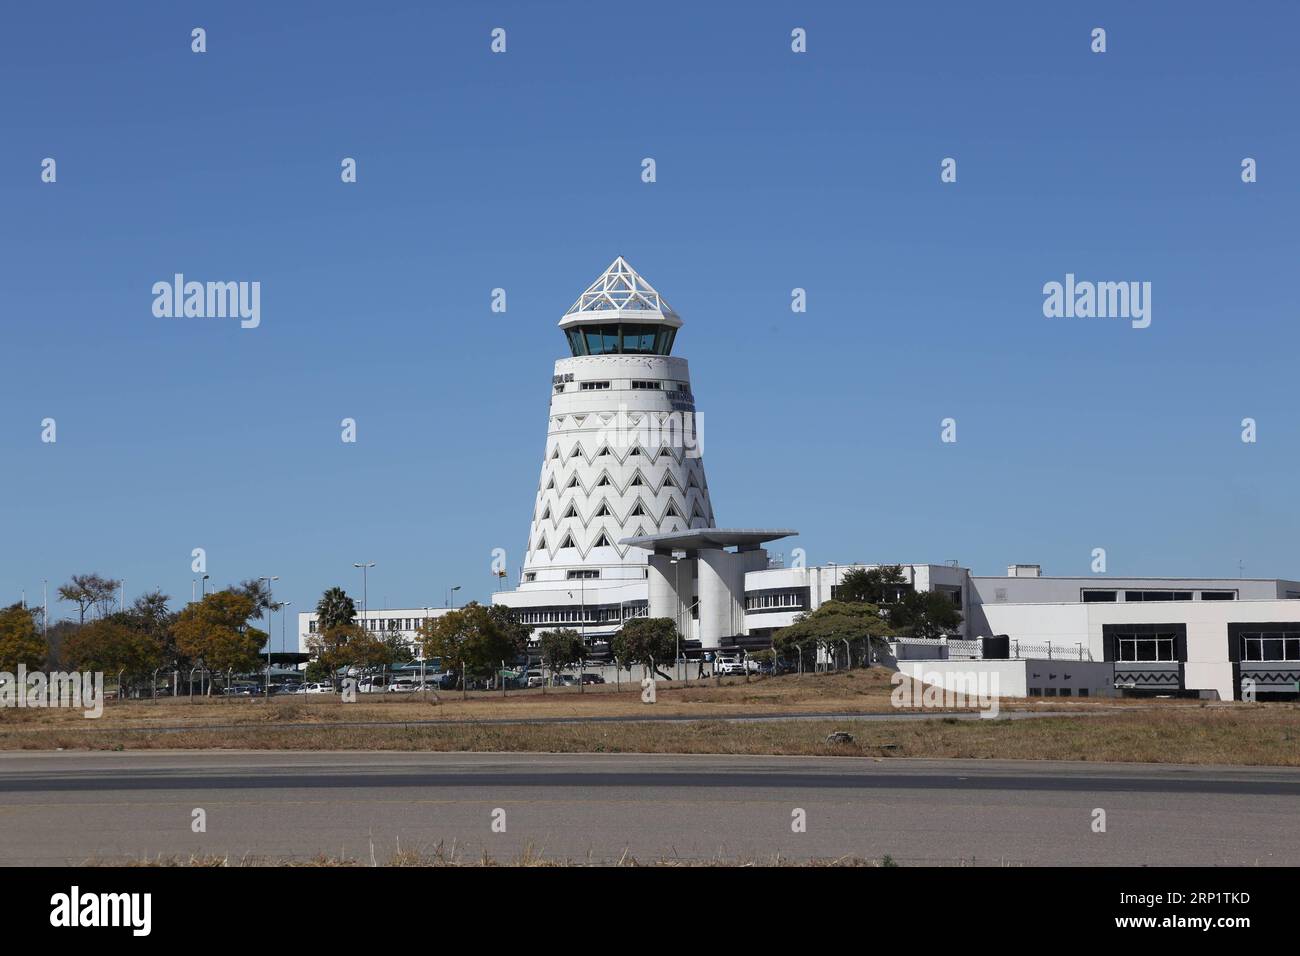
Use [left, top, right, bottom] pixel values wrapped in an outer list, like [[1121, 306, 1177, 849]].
[[446, 584, 461, 608], [354, 562, 375, 632], [670, 555, 685, 681], [201, 574, 210, 598], [280, 601, 292, 681], [260, 576, 279, 697]]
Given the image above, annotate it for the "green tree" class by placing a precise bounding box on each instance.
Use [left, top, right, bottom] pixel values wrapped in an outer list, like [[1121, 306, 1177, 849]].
[[62, 618, 165, 680], [57, 573, 121, 625], [833, 567, 962, 641], [0, 603, 47, 670], [538, 628, 585, 681], [236, 578, 277, 624], [417, 602, 526, 687], [836, 566, 911, 605], [379, 624, 415, 666], [173, 591, 267, 688], [773, 600, 892, 666], [892, 590, 963, 640], [306, 623, 348, 678], [315, 587, 357, 633], [610, 617, 678, 679]]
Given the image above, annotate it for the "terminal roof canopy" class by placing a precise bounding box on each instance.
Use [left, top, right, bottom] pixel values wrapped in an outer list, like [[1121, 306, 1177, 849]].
[[620, 528, 798, 554]]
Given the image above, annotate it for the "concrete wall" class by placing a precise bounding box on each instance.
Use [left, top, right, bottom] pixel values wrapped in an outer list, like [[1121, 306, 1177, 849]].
[[980, 598, 1300, 700], [896, 659, 1117, 700]]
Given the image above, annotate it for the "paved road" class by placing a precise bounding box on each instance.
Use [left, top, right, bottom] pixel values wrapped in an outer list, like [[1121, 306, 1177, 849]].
[[0, 752, 1295, 866]]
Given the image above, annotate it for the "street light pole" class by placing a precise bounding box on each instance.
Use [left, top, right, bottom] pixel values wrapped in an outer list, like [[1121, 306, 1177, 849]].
[[446, 584, 461, 608], [354, 562, 375, 632], [259, 576, 279, 698]]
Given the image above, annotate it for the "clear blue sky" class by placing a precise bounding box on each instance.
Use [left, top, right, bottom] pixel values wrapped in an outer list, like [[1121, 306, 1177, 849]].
[[3, 1, 1298, 626]]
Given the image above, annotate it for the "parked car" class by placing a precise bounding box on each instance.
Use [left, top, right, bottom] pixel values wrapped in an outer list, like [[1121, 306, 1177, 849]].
[[525, 670, 545, 688], [580, 673, 605, 685], [555, 674, 579, 687], [715, 656, 747, 676], [303, 682, 335, 694], [387, 678, 418, 693]]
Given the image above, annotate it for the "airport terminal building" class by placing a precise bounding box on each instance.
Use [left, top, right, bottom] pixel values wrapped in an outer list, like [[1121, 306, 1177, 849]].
[[299, 258, 1300, 702]]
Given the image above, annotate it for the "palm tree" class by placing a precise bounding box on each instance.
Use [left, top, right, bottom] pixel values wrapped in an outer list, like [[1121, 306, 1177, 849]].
[[315, 587, 357, 633]]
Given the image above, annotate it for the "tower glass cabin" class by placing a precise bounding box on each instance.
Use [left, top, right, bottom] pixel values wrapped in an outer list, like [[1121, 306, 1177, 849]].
[[516, 257, 715, 595]]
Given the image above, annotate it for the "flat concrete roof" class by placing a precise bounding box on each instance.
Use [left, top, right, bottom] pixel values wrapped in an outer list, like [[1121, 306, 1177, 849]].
[[619, 528, 798, 551]]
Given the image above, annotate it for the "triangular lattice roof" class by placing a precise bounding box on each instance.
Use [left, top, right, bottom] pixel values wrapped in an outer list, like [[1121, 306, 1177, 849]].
[[564, 256, 677, 319]]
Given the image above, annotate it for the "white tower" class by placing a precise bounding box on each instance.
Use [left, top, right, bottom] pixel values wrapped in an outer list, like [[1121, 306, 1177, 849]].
[[517, 257, 716, 593]]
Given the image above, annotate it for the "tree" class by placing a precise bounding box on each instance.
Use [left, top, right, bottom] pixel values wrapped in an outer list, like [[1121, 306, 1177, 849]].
[[417, 602, 526, 687], [62, 619, 165, 680], [837, 566, 911, 605], [833, 567, 962, 641], [0, 603, 47, 670], [57, 573, 121, 625], [773, 600, 892, 665], [306, 622, 385, 677], [236, 578, 276, 622], [379, 624, 415, 666], [892, 590, 963, 640], [315, 587, 357, 633], [610, 617, 678, 679], [173, 591, 266, 688], [124, 590, 182, 666], [538, 628, 585, 681]]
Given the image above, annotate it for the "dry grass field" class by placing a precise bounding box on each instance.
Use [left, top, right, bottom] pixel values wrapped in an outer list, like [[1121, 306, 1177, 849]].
[[0, 670, 1295, 765]]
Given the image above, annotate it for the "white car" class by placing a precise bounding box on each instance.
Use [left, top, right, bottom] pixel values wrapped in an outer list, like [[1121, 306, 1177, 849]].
[[387, 679, 417, 693], [715, 657, 747, 676], [303, 682, 335, 694]]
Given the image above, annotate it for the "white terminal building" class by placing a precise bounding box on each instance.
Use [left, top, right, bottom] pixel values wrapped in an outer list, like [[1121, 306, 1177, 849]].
[[300, 257, 1300, 702]]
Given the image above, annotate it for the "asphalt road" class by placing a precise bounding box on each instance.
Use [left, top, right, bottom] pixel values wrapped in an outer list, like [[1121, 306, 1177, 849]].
[[0, 751, 1295, 866]]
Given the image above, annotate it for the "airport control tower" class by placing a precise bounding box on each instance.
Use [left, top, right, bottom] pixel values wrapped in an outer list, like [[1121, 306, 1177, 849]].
[[516, 257, 716, 597]]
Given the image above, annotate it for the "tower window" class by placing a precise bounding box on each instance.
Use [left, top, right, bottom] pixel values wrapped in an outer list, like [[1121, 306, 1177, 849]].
[[567, 324, 676, 357]]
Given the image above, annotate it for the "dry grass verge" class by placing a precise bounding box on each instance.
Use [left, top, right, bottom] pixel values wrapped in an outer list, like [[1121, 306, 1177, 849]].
[[4, 704, 1296, 765]]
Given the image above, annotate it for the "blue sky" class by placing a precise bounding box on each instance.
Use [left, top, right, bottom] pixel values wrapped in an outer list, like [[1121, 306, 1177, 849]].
[[3, 1, 1298, 626]]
